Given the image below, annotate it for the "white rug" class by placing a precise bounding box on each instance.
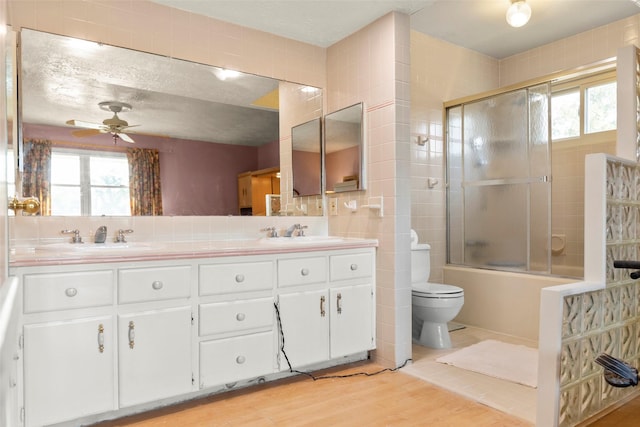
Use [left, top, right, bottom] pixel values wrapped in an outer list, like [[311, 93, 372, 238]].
[[435, 339, 538, 388]]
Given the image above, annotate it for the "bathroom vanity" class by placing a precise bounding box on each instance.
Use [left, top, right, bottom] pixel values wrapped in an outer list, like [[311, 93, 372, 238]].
[[10, 238, 376, 427]]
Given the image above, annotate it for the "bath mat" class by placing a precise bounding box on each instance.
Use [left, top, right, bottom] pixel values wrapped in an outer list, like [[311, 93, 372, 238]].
[[435, 339, 538, 388]]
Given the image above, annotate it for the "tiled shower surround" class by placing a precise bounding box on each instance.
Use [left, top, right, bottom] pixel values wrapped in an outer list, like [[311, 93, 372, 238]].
[[557, 156, 640, 426]]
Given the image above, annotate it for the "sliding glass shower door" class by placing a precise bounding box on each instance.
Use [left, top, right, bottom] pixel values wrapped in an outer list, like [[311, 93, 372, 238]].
[[447, 83, 551, 273]]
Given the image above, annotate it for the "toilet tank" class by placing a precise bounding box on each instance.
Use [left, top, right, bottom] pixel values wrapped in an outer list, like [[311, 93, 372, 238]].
[[411, 243, 430, 284]]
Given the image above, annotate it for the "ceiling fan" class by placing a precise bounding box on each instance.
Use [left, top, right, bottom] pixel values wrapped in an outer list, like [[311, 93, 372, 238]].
[[66, 101, 139, 143]]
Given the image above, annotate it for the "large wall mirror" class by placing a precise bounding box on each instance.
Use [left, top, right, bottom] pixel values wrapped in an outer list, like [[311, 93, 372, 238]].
[[291, 118, 322, 197], [324, 102, 365, 193], [15, 28, 322, 216]]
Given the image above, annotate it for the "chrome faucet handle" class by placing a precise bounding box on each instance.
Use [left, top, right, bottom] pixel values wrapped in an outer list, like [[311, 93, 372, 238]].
[[61, 229, 83, 243], [115, 229, 134, 243], [298, 225, 308, 236], [260, 226, 278, 238]]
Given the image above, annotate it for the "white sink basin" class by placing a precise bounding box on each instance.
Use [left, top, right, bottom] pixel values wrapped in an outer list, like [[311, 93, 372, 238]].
[[258, 236, 344, 245]]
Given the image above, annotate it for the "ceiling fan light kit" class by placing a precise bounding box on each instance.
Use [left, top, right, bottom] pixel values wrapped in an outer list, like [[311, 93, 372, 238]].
[[66, 101, 138, 144], [506, 0, 532, 28]]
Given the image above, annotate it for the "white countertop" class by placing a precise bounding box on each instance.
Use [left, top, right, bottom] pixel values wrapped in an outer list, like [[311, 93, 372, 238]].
[[10, 237, 379, 267]]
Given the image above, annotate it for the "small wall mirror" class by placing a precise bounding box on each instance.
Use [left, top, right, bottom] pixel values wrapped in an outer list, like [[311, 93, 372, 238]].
[[324, 102, 364, 193], [291, 118, 322, 197]]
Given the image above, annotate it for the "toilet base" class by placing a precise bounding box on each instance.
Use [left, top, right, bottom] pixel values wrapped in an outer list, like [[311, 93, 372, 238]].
[[415, 321, 452, 349]]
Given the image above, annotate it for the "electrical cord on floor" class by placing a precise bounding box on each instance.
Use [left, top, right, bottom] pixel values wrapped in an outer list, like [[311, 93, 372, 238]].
[[273, 302, 412, 381]]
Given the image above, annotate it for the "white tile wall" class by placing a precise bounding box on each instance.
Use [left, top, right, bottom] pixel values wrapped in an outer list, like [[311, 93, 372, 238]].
[[326, 12, 411, 367], [410, 31, 499, 282]]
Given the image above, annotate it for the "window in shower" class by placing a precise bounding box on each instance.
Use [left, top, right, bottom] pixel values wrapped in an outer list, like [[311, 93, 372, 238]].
[[548, 72, 616, 277], [446, 83, 552, 274], [552, 72, 616, 142]]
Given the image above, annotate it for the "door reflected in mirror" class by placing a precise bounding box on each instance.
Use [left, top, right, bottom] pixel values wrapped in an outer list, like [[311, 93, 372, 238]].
[[291, 118, 322, 197], [324, 103, 364, 193], [17, 29, 322, 216]]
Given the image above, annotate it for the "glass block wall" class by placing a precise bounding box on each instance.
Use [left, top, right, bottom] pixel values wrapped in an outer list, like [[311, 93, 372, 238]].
[[558, 157, 640, 426]]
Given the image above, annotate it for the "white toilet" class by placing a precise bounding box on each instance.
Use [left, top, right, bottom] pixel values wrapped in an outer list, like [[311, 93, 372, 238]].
[[412, 240, 464, 349]]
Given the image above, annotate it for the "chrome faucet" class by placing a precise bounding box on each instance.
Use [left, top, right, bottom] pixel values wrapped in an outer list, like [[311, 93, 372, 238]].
[[261, 226, 278, 238], [115, 229, 134, 243], [94, 226, 107, 243], [61, 229, 83, 243], [283, 223, 307, 237], [283, 223, 299, 237]]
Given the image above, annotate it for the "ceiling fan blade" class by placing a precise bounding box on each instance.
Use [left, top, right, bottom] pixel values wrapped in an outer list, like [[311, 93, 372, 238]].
[[118, 132, 135, 143], [66, 119, 103, 129], [71, 128, 102, 138]]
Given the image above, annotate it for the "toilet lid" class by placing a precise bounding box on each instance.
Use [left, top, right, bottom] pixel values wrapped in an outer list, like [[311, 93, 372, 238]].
[[412, 282, 463, 296]]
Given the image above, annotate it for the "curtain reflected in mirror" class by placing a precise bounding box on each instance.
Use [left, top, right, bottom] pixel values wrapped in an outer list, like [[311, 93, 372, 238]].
[[127, 148, 163, 216], [22, 139, 51, 216], [324, 103, 364, 193]]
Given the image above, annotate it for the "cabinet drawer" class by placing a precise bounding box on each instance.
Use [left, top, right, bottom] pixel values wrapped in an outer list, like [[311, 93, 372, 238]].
[[199, 297, 273, 336], [330, 252, 373, 281], [277, 256, 327, 287], [23, 271, 114, 313], [199, 331, 274, 388], [118, 266, 191, 304], [199, 261, 273, 296]]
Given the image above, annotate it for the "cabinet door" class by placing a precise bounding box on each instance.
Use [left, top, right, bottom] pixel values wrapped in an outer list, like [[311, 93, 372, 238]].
[[23, 316, 115, 427], [238, 174, 252, 209], [329, 284, 374, 358], [277, 290, 329, 368], [118, 306, 192, 407], [250, 174, 273, 216]]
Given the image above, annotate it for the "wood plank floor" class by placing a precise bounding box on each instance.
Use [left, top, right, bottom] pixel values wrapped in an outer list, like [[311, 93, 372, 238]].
[[92, 361, 531, 426], [587, 393, 640, 426]]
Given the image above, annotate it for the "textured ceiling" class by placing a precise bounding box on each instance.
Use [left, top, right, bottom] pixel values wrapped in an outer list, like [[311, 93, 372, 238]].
[[20, 29, 281, 146]]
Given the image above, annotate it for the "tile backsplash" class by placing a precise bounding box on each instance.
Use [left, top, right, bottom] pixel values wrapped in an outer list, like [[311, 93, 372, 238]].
[[9, 215, 328, 247]]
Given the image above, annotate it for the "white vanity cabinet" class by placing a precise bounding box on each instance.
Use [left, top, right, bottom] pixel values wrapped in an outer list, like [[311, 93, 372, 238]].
[[198, 257, 276, 389], [21, 270, 116, 427], [13, 242, 376, 426], [276, 249, 375, 369], [18, 263, 194, 427]]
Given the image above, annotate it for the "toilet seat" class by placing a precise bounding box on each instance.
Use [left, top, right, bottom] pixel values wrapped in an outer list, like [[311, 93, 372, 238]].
[[412, 282, 463, 298]]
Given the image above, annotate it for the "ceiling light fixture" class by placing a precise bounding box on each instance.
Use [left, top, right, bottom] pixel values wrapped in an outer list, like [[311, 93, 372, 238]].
[[506, 0, 532, 28], [212, 67, 240, 81]]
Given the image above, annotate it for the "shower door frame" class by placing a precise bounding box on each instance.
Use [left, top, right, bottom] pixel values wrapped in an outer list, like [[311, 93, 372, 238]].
[[445, 83, 553, 275]]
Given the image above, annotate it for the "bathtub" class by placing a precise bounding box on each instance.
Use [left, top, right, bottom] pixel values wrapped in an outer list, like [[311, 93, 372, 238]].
[[443, 265, 574, 341]]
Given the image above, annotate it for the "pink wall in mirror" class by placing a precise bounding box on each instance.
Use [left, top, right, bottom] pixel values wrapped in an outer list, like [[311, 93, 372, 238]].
[[325, 146, 359, 192], [292, 150, 321, 196]]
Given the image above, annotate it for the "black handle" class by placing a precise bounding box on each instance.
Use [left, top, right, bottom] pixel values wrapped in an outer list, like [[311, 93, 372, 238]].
[[613, 260, 640, 269]]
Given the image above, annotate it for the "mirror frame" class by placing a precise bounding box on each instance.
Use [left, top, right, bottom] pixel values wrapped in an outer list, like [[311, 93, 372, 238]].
[[323, 102, 365, 194]]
